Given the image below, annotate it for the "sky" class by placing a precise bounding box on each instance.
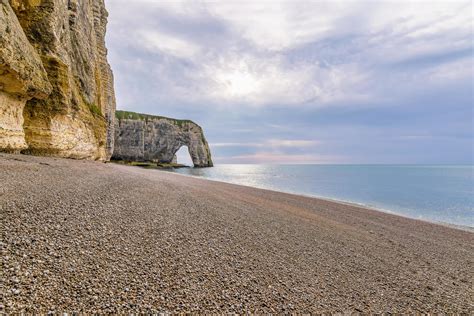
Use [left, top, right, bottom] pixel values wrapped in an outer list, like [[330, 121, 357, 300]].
[[105, 0, 473, 165]]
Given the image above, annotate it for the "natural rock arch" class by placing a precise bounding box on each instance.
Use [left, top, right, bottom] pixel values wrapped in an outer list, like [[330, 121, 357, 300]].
[[112, 111, 213, 167]]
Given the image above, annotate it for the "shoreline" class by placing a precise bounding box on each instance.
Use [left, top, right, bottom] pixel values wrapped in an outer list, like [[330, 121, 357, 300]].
[[161, 167, 474, 233], [1, 153, 473, 313]]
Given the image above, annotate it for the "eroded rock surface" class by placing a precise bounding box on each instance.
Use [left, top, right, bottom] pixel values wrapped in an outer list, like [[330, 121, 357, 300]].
[[0, 0, 115, 160], [113, 111, 213, 167], [0, 1, 51, 151]]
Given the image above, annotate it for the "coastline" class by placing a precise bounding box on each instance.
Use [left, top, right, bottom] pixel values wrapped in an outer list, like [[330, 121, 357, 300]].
[[166, 167, 474, 233], [1, 153, 473, 313]]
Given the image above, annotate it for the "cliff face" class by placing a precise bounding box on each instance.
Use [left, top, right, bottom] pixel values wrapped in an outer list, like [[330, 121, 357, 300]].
[[1, 1, 212, 165], [113, 111, 213, 167], [0, 0, 115, 160]]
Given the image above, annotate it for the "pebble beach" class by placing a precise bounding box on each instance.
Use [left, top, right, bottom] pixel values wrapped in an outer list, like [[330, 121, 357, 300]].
[[1, 153, 472, 313]]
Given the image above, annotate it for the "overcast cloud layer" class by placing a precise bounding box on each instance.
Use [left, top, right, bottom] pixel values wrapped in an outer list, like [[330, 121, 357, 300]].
[[106, 0, 473, 164]]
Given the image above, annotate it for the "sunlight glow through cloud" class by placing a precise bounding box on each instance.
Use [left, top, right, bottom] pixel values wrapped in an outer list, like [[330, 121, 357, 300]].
[[216, 67, 260, 98], [106, 0, 473, 164], [107, 0, 471, 108]]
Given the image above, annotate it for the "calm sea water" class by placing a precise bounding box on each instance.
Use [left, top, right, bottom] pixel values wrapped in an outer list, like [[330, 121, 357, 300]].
[[171, 165, 474, 227]]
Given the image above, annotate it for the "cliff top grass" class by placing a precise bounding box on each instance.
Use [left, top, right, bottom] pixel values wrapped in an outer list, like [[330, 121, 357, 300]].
[[116, 110, 195, 127]]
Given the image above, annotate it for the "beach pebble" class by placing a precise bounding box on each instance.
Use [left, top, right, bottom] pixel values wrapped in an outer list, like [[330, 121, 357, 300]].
[[0, 153, 472, 314]]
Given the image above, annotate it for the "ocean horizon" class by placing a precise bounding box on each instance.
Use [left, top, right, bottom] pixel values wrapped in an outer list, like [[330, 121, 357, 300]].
[[171, 164, 474, 228]]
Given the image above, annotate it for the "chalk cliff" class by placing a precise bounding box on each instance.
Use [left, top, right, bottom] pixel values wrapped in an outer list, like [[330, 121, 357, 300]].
[[113, 111, 213, 167], [0, 0, 115, 160]]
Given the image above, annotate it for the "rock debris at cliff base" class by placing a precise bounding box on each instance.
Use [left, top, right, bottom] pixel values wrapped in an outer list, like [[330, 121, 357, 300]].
[[1, 153, 472, 313]]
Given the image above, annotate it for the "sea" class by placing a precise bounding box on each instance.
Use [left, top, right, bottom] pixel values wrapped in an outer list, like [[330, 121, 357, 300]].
[[170, 164, 474, 228]]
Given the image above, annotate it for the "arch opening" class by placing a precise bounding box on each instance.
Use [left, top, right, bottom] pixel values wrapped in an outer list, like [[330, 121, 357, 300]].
[[175, 145, 193, 166]]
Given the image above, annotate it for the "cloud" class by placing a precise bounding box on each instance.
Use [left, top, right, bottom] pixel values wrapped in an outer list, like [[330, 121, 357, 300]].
[[211, 142, 260, 148], [211, 139, 320, 149], [213, 152, 344, 164], [201, 55, 369, 106], [106, 0, 471, 109], [265, 139, 321, 148], [139, 29, 201, 58], [105, 0, 473, 164]]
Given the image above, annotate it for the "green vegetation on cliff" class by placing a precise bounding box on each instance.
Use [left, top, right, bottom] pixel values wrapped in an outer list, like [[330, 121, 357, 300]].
[[86, 102, 102, 117], [115, 110, 194, 127]]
